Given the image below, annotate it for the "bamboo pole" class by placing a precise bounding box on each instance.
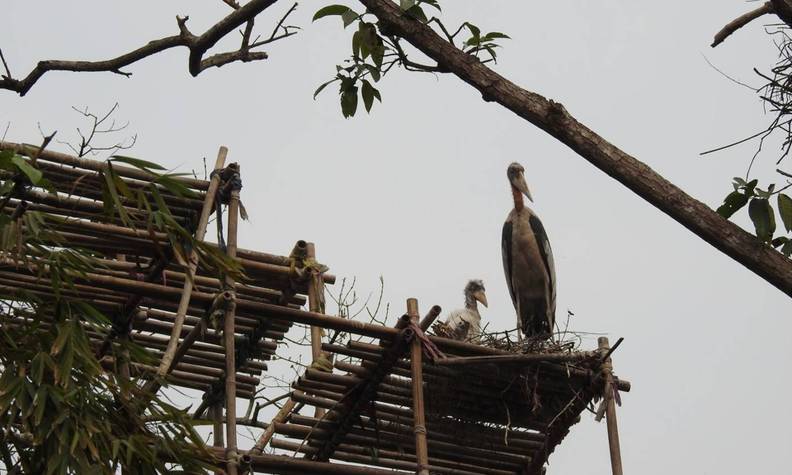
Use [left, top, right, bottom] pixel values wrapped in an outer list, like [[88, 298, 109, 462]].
[[223, 164, 241, 475], [0, 141, 210, 190], [407, 298, 430, 475], [250, 396, 299, 455], [157, 146, 227, 378], [212, 403, 225, 475], [598, 337, 624, 475]]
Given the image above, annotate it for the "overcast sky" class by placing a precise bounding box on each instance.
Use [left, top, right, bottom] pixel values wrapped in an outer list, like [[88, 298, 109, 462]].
[[3, 1, 792, 473]]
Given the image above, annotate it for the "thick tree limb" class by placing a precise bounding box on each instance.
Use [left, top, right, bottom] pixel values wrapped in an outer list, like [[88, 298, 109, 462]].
[[712, 2, 773, 47], [359, 0, 792, 296], [0, 0, 282, 96], [712, 0, 792, 48]]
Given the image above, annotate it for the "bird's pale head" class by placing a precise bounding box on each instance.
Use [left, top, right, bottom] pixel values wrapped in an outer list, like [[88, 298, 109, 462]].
[[507, 162, 533, 202], [465, 279, 488, 308]]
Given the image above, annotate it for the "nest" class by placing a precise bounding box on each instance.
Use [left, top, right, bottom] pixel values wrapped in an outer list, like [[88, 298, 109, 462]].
[[431, 321, 579, 354]]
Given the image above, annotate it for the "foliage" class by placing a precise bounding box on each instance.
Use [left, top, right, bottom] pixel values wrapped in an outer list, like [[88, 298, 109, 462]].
[[712, 27, 792, 256], [313, 1, 509, 117], [0, 145, 221, 473]]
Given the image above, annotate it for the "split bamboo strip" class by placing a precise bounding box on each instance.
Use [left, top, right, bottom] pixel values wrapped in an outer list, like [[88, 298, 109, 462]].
[[158, 146, 227, 377]]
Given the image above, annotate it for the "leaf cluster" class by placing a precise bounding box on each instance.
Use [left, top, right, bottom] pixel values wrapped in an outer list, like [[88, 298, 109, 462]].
[[312, 1, 509, 118], [0, 148, 222, 472], [717, 177, 792, 255]]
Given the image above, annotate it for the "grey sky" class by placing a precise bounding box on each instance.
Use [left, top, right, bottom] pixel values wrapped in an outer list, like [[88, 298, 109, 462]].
[[3, 1, 792, 473]]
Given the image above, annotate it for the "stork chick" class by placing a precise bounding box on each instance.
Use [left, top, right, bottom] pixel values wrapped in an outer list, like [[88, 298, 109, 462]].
[[443, 280, 488, 342], [502, 162, 556, 340]]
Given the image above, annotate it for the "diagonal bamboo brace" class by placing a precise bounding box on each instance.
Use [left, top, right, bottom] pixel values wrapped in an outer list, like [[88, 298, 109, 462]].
[[157, 146, 227, 377]]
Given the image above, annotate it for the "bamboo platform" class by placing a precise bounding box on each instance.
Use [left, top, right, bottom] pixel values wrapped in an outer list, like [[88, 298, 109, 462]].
[[0, 141, 630, 475]]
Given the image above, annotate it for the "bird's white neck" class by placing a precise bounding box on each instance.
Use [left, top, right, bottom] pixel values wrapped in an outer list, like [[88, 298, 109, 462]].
[[511, 185, 524, 212], [464, 295, 480, 311]]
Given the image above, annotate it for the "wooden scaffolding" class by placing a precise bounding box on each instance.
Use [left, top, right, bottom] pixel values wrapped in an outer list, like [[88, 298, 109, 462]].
[[0, 141, 630, 475]]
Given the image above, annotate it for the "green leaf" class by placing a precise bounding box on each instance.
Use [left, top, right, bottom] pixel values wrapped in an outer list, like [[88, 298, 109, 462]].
[[481, 32, 511, 41], [342, 9, 358, 28], [783, 240, 792, 257], [716, 191, 749, 219], [0, 179, 15, 196], [340, 88, 359, 118], [0, 150, 14, 170], [11, 155, 43, 185], [405, 5, 427, 22], [361, 80, 375, 113], [313, 5, 352, 21], [109, 155, 166, 171], [400, 0, 416, 10], [313, 78, 338, 99], [778, 193, 792, 233], [748, 198, 775, 242], [155, 174, 195, 198], [352, 29, 362, 58]]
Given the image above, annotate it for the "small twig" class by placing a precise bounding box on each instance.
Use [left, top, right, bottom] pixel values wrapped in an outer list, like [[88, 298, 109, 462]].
[[0, 49, 11, 79], [599, 337, 624, 363]]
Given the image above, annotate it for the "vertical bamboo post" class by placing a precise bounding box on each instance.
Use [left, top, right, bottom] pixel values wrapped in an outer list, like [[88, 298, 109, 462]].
[[223, 164, 241, 475], [158, 146, 227, 377], [598, 337, 624, 475], [407, 298, 429, 475], [306, 242, 326, 419], [212, 404, 225, 475]]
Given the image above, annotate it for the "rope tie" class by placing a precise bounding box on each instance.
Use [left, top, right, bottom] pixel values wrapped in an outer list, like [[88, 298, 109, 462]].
[[210, 166, 244, 253], [413, 425, 427, 435], [407, 321, 445, 363]]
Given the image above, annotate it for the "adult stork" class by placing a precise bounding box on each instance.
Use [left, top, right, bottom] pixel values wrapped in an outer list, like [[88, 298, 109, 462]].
[[502, 162, 556, 340], [443, 280, 488, 342]]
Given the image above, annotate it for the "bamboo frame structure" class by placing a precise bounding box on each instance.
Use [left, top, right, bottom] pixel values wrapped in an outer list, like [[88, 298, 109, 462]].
[[0, 141, 630, 475]]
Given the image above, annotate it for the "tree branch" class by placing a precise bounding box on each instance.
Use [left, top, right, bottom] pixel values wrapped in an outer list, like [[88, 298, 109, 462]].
[[712, 0, 792, 48], [712, 2, 774, 47], [0, 0, 285, 96], [359, 0, 792, 296]]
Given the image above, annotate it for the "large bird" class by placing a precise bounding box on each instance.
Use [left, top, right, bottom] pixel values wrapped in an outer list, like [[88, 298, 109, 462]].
[[501, 162, 556, 339], [443, 280, 488, 342]]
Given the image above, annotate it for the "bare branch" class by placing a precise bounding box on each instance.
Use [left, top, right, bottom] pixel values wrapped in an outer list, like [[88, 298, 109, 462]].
[[1, 0, 290, 96], [712, 2, 774, 47]]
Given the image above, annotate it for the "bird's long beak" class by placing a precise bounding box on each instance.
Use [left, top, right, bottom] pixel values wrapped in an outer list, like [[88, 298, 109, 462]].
[[512, 172, 533, 202], [473, 290, 488, 308]]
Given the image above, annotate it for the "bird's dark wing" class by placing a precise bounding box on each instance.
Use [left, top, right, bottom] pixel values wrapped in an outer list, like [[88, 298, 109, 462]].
[[529, 214, 556, 328], [501, 220, 516, 307]]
